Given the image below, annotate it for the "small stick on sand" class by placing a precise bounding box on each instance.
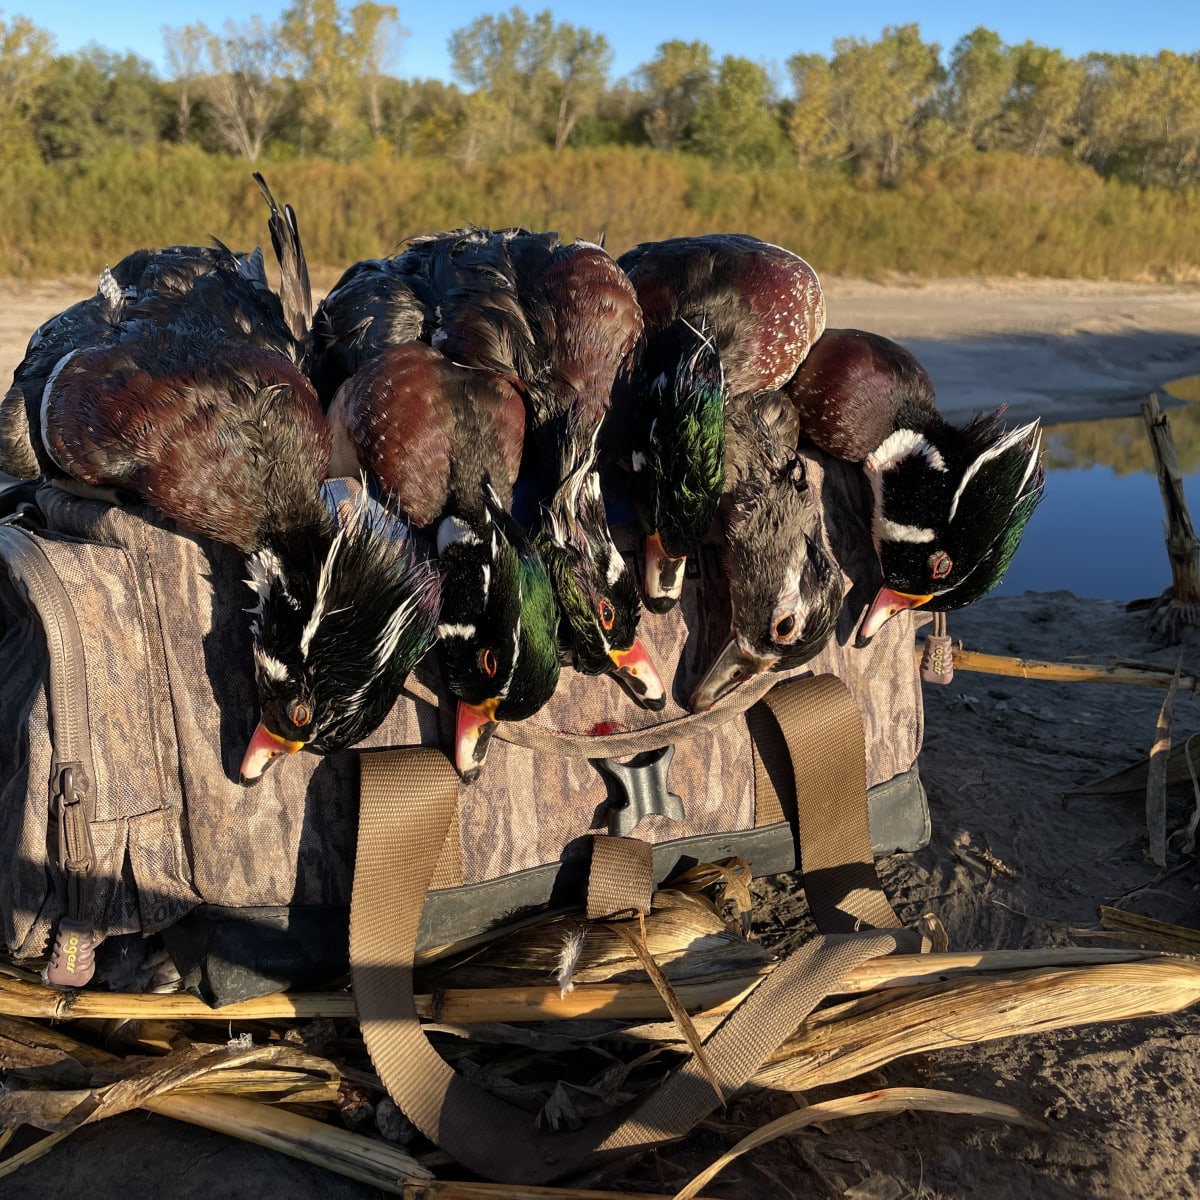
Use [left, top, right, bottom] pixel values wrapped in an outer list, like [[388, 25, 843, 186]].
[[1141, 394, 1200, 641]]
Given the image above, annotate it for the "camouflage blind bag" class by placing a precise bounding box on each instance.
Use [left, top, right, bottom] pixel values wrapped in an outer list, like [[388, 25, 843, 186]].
[[0, 448, 929, 1076]]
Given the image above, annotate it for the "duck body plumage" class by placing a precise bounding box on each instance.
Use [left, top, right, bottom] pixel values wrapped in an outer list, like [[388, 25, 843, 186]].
[[377, 226, 665, 712], [627, 321, 728, 573], [5, 179, 440, 782], [618, 233, 826, 396], [311, 241, 565, 779], [783, 328, 1044, 636]]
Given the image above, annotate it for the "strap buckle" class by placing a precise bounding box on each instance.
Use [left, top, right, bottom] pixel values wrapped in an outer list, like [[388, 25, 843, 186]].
[[597, 744, 685, 836]]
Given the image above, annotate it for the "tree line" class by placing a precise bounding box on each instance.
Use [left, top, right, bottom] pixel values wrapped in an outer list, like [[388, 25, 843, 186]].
[[1, 4, 1198, 188]]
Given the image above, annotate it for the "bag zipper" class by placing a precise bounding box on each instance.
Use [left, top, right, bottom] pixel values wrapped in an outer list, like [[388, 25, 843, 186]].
[[0, 518, 100, 985]]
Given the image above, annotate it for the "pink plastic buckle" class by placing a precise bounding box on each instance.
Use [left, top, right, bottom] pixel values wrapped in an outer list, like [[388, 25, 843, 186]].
[[919, 633, 954, 685]]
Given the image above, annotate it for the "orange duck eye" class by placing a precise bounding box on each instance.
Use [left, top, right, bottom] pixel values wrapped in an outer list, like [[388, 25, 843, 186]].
[[929, 552, 953, 580], [478, 647, 498, 677], [774, 613, 797, 640], [289, 701, 312, 728], [599, 599, 616, 631]]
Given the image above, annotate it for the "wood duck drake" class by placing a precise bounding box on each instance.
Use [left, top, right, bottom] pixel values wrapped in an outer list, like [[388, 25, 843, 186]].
[[391, 226, 667, 713], [621, 316, 727, 612], [616, 234, 840, 709], [0, 177, 440, 783], [783, 328, 1044, 641], [616, 233, 828, 610], [313, 261, 563, 779]]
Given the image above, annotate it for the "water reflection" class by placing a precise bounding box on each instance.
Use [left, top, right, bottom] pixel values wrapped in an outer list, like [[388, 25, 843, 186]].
[[994, 399, 1200, 602]]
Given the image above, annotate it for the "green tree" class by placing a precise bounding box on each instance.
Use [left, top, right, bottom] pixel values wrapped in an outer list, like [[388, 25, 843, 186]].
[[280, 0, 353, 151], [30, 53, 104, 160], [104, 52, 167, 147], [279, 0, 401, 153], [547, 23, 610, 152], [945, 27, 1014, 149], [351, 1, 405, 139], [376, 76, 461, 152], [690, 55, 788, 167], [0, 11, 54, 159], [1081, 51, 1200, 186], [635, 39, 714, 151], [31, 49, 166, 161], [1002, 42, 1084, 156], [450, 6, 543, 153], [449, 7, 611, 155], [826, 24, 944, 184], [785, 52, 844, 168]]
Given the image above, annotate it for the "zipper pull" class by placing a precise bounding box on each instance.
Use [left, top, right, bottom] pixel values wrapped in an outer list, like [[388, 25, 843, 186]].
[[46, 917, 97, 988], [47, 764, 98, 988]]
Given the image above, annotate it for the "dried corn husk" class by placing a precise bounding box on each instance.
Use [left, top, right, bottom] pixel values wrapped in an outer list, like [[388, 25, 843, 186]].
[[1093, 907, 1200, 955], [754, 958, 1200, 1093]]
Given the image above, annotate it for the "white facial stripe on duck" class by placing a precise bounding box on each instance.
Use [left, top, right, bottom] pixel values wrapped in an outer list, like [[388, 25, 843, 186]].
[[245, 547, 286, 615], [605, 539, 626, 587], [437, 622, 478, 640], [301, 485, 416, 661], [875, 516, 936, 545], [865, 428, 948, 475], [300, 521, 350, 658], [947, 420, 1043, 524], [253, 645, 289, 684], [375, 590, 431, 671]]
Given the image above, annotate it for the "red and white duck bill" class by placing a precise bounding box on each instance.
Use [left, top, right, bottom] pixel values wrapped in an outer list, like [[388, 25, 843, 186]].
[[239, 721, 305, 785], [455, 696, 500, 783], [857, 585, 934, 643], [608, 636, 667, 711]]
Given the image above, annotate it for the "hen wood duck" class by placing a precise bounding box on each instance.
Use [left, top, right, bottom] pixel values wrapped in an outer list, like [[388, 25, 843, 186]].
[[782, 328, 1044, 641], [616, 234, 840, 710], [392, 226, 667, 713], [0, 177, 440, 782], [313, 261, 563, 779]]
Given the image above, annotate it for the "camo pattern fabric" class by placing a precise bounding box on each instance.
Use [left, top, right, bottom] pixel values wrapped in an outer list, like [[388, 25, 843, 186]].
[[0, 448, 921, 955]]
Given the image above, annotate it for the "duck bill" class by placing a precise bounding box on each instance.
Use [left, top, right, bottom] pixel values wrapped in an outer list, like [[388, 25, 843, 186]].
[[455, 696, 500, 783], [607, 636, 668, 711], [239, 721, 304, 786], [642, 530, 687, 614], [856, 586, 934, 646], [688, 636, 779, 713]]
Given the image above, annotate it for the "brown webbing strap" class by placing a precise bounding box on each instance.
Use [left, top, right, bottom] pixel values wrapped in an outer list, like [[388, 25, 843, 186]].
[[760, 676, 902, 933], [587, 835, 653, 920], [352, 746, 909, 1183]]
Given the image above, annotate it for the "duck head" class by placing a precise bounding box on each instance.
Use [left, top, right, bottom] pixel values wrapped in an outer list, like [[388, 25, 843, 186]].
[[539, 453, 667, 712], [239, 489, 441, 783], [857, 413, 1044, 642], [437, 487, 562, 782], [631, 321, 727, 613], [690, 404, 842, 713]]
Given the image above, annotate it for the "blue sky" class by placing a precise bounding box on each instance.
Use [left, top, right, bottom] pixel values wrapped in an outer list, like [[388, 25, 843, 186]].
[[18, 1, 1200, 86]]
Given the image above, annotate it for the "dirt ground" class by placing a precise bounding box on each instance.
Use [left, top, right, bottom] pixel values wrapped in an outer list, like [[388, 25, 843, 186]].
[[3, 275, 1200, 1199]]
